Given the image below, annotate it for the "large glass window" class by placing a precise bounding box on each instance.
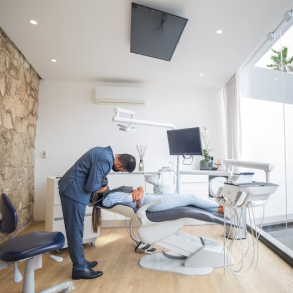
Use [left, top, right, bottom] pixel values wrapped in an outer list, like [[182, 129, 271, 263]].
[[240, 20, 293, 259]]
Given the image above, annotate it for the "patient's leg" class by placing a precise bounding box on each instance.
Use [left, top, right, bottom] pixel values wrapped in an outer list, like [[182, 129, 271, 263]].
[[144, 194, 220, 213]]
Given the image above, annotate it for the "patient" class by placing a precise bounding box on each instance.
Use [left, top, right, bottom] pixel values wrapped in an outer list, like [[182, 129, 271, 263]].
[[92, 186, 224, 232]]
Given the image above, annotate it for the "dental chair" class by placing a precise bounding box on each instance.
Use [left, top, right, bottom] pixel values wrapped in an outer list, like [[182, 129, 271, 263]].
[[0, 193, 74, 293], [95, 200, 231, 276]]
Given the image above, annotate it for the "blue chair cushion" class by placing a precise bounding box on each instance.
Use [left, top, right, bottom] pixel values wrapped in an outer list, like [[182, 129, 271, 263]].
[[0, 231, 65, 262], [145, 206, 229, 225], [95, 202, 231, 226]]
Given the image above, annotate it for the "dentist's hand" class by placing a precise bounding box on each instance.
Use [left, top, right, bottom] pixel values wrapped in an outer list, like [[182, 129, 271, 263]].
[[95, 185, 108, 194]]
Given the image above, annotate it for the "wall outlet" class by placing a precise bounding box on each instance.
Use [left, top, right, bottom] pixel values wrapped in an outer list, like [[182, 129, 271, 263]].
[[43, 151, 54, 158]]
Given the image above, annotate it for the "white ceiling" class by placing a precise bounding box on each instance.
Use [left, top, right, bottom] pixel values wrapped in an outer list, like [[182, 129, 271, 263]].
[[0, 0, 293, 88]]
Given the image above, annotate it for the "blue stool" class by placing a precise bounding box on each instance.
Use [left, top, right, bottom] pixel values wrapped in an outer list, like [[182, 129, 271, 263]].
[[0, 193, 75, 293]]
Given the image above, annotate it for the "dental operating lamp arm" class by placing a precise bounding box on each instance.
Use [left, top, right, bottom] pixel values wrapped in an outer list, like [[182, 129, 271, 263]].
[[112, 108, 182, 192], [223, 159, 274, 183], [113, 108, 178, 130]]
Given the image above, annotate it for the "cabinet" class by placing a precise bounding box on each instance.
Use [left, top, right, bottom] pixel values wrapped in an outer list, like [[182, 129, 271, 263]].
[[180, 174, 209, 198], [46, 177, 99, 248]]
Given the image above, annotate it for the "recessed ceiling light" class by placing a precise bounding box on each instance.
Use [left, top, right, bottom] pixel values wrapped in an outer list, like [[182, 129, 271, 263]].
[[51, 59, 57, 63], [30, 20, 38, 25], [275, 78, 278, 80], [199, 73, 204, 76], [216, 29, 223, 34]]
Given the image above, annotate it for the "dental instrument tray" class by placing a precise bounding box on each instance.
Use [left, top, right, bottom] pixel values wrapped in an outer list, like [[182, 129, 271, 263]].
[[228, 172, 255, 185], [217, 181, 278, 207]]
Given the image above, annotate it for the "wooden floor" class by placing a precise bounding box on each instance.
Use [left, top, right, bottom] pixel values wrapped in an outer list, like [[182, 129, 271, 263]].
[[1, 222, 293, 293]]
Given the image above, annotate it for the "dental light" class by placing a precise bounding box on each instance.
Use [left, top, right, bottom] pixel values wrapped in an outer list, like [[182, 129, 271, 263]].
[[112, 108, 182, 192], [114, 108, 137, 133], [118, 124, 136, 133], [113, 107, 177, 130]]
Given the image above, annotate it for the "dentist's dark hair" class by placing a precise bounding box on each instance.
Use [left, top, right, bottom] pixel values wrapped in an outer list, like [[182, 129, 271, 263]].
[[118, 154, 136, 172]]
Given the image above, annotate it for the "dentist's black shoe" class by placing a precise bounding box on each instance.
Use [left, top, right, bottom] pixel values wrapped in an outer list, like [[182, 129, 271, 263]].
[[86, 260, 98, 269], [72, 267, 103, 280]]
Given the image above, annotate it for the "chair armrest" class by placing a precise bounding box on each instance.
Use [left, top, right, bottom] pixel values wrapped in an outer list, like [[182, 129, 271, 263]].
[[136, 200, 162, 219]]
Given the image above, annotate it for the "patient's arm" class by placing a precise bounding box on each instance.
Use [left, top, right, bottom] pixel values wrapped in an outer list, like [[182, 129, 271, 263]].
[[131, 186, 144, 201], [131, 187, 144, 208], [138, 186, 144, 198]]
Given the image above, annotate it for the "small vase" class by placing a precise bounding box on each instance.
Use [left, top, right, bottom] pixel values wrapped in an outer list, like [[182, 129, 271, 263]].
[[139, 160, 144, 171], [200, 158, 213, 170]]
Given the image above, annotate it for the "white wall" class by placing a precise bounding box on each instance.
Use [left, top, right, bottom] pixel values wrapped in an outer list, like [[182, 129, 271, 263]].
[[34, 81, 226, 220]]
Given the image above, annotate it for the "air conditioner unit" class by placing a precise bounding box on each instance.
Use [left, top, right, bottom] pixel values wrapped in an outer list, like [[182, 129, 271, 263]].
[[95, 86, 145, 105]]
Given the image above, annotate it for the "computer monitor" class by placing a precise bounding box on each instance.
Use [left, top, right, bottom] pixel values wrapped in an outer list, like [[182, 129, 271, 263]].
[[167, 127, 203, 155]]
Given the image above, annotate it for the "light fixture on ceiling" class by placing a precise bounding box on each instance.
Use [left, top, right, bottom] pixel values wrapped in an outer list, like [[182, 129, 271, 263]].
[[30, 20, 38, 25], [199, 73, 204, 76], [216, 29, 222, 34], [51, 59, 57, 63], [284, 10, 292, 22], [275, 78, 278, 81], [267, 32, 275, 41]]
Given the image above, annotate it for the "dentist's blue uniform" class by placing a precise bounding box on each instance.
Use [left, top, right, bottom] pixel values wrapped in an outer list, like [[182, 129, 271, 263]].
[[58, 146, 114, 270]]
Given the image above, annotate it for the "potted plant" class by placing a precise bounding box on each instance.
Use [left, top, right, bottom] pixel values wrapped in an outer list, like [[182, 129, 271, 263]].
[[200, 127, 213, 170]]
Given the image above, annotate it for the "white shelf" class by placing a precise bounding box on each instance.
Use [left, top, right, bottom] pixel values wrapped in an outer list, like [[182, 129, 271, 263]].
[[180, 170, 231, 176]]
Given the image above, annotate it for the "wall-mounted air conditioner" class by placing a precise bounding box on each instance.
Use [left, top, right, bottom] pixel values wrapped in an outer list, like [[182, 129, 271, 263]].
[[95, 85, 145, 105]]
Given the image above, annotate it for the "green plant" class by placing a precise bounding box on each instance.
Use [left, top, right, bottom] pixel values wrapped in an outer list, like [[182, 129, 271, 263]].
[[266, 46, 293, 72], [203, 149, 211, 161], [201, 127, 212, 161]]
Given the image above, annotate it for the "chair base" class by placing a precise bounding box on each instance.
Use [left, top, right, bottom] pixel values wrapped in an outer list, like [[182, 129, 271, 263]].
[[139, 253, 213, 276], [139, 233, 233, 276], [22, 258, 75, 293], [39, 280, 75, 293]]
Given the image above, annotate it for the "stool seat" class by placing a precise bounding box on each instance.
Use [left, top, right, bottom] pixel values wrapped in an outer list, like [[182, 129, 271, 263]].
[[0, 231, 65, 262]]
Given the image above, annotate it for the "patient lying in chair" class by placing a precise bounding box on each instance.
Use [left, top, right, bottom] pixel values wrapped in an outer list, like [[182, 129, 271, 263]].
[[102, 186, 224, 214], [91, 185, 223, 234]]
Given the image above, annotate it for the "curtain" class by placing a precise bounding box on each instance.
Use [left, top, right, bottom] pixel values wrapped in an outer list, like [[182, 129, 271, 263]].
[[223, 72, 242, 169]]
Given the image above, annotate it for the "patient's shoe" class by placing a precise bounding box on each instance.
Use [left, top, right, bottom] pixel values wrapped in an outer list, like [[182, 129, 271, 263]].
[[72, 267, 103, 280], [135, 242, 156, 254], [86, 260, 98, 269]]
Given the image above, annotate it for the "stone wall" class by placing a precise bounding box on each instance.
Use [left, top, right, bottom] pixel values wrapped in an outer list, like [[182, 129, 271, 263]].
[[0, 27, 40, 243]]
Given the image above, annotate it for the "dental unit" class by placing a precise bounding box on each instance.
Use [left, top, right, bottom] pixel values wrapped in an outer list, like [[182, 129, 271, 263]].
[[92, 108, 279, 279]]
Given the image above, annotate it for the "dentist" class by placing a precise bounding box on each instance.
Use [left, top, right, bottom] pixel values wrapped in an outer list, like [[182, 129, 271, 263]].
[[58, 146, 136, 280]]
